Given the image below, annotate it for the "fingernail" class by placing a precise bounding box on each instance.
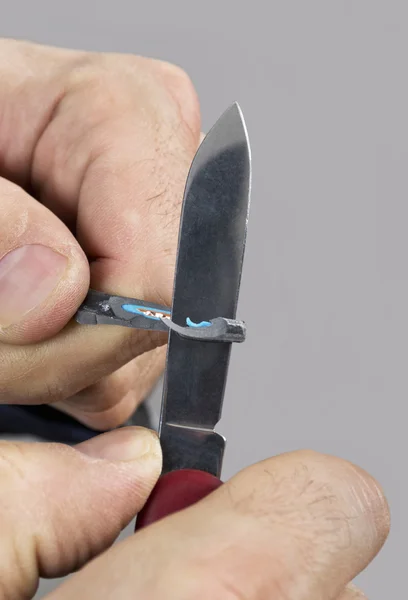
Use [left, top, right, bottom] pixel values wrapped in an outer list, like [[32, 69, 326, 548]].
[[76, 427, 160, 462], [0, 244, 68, 327]]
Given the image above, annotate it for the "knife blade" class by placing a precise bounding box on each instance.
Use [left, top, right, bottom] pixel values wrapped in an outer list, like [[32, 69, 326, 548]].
[[135, 103, 251, 528], [159, 101, 251, 474]]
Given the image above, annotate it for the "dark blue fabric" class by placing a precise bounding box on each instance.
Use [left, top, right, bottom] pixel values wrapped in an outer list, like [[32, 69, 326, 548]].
[[0, 403, 151, 444]]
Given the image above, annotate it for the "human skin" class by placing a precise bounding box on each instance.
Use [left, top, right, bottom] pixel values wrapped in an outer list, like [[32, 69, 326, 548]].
[[0, 436, 389, 599], [0, 40, 390, 599], [0, 38, 200, 429]]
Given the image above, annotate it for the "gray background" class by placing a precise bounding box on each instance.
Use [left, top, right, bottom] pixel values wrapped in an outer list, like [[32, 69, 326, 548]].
[[0, 1, 403, 597]]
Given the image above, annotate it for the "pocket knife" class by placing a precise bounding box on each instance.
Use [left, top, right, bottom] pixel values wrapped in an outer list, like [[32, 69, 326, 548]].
[[75, 102, 252, 527]]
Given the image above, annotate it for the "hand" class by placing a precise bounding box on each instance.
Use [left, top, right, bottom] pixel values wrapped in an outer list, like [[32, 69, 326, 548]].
[[0, 442, 388, 599], [0, 426, 162, 599], [0, 39, 200, 429]]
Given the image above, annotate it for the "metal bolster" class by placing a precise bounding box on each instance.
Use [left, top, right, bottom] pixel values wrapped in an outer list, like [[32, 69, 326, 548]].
[[160, 422, 225, 477]]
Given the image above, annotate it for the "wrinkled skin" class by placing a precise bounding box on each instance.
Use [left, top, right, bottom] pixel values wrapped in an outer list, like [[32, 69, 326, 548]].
[[0, 39, 200, 429], [0, 40, 390, 599]]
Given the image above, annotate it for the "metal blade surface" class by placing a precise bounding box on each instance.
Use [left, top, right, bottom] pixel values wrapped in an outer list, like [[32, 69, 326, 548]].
[[159, 103, 251, 475]]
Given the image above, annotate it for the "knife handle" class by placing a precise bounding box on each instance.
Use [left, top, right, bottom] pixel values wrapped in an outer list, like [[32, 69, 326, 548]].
[[135, 469, 222, 530]]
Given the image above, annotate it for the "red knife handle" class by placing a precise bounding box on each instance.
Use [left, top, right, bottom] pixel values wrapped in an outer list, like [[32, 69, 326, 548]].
[[135, 468, 222, 530]]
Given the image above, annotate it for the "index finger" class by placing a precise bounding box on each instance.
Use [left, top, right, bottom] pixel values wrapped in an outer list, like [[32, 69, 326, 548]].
[[0, 42, 200, 406], [32, 52, 200, 307]]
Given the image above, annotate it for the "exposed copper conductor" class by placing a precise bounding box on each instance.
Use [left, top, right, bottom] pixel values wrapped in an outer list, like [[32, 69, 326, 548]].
[[138, 308, 170, 320]]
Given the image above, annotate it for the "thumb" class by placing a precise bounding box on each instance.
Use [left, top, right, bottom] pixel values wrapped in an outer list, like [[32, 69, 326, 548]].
[[0, 426, 161, 600], [0, 177, 89, 344]]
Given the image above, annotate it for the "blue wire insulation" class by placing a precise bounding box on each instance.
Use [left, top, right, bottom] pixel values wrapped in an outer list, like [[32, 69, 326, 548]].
[[186, 317, 212, 328]]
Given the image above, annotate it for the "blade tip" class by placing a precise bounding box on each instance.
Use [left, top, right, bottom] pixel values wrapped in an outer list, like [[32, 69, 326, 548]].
[[195, 102, 250, 163], [230, 100, 243, 119], [229, 102, 250, 152]]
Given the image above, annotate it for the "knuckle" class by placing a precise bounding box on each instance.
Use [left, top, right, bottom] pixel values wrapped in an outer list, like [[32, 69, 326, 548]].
[[156, 59, 197, 98], [67, 53, 200, 134], [0, 345, 42, 402], [153, 59, 201, 142], [3, 348, 67, 405], [71, 69, 133, 119], [65, 55, 151, 124], [27, 361, 67, 403], [154, 59, 192, 83]]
